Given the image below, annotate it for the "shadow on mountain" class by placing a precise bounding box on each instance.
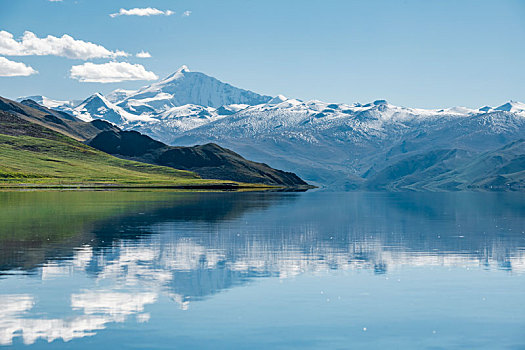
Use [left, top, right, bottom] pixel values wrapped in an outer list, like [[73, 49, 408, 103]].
[[364, 140, 525, 191], [87, 129, 309, 187]]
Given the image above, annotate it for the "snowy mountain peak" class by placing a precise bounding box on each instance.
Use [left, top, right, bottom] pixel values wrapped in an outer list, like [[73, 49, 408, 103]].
[[75, 93, 108, 112], [113, 67, 273, 111], [268, 95, 288, 104], [360, 100, 389, 108], [92, 92, 104, 100], [72, 92, 153, 124], [16, 95, 74, 111], [159, 65, 191, 84], [373, 99, 388, 106], [177, 65, 190, 73], [495, 100, 525, 113], [78, 92, 107, 107]]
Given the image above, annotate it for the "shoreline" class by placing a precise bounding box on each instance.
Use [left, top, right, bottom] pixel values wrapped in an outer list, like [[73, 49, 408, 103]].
[[0, 182, 316, 192]]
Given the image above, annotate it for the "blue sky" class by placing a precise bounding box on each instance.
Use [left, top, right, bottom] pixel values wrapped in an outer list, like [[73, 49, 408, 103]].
[[0, 0, 524, 108]]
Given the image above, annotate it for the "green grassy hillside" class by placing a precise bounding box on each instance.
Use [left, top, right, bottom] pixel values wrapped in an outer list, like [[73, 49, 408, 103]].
[[0, 111, 262, 188]]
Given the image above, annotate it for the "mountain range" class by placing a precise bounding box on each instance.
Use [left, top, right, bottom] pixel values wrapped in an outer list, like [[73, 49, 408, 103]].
[[18, 66, 525, 190], [0, 96, 309, 188]]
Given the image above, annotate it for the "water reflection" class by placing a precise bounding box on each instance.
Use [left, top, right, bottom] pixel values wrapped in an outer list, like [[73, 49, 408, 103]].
[[0, 191, 524, 347], [0, 290, 159, 345]]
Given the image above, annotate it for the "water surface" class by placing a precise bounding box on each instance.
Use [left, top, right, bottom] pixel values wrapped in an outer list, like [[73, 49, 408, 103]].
[[0, 191, 524, 349]]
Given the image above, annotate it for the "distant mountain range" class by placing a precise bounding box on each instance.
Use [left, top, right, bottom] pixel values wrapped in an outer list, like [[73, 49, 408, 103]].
[[18, 66, 525, 190]]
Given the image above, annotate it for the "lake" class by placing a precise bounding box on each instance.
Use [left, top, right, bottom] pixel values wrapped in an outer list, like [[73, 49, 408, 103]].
[[0, 190, 524, 349]]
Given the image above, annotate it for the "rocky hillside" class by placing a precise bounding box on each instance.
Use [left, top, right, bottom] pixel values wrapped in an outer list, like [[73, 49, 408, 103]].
[[88, 129, 309, 187]]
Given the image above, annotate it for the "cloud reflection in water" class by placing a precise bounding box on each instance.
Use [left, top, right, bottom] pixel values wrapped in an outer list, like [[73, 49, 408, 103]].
[[0, 191, 523, 346]]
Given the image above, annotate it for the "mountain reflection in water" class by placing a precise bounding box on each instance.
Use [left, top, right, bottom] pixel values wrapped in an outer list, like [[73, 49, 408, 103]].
[[0, 191, 524, 348]]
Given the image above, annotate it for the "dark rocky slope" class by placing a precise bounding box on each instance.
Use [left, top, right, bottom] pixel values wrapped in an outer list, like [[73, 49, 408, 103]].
[[88, 129, 309, 187]]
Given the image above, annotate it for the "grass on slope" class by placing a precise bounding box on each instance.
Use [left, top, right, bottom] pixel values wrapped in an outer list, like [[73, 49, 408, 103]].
[[0, 133, 247, 187], [0, 111, 274, 188]]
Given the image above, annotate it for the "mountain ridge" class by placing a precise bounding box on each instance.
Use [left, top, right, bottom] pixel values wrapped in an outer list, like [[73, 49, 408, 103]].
[[87, 129, 309, 187], [15, 66, 525, 190], [114, 65, 273, 114]]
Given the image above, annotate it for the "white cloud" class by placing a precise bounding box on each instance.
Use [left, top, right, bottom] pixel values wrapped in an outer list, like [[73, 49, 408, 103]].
[[49, 0, 63, 2], [182, 11, 192, 17], [136, 51, 152, 58], [0, 57, 37, 76], [110, 8, 174, 18], [0, 30, 128, 60], [70, 61, 158, 83]]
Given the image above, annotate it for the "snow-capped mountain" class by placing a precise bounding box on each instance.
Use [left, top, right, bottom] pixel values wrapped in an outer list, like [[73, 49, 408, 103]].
[[493, 100, 525, 113], [22, 66, 525, 189], [112, 65, 272, 115], [70, 93, 154, 124], [16, 95, 78, 112], [167, 98, 525, 188]]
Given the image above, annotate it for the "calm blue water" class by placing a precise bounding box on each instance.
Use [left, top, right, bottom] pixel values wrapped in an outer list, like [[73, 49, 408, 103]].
[[0, 191, 524, 349]]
